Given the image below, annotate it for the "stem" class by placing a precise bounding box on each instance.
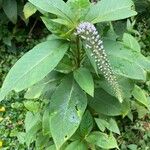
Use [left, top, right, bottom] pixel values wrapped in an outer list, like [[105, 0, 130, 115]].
[[28, 19, 38, 37], [76, 36, 81, 68]]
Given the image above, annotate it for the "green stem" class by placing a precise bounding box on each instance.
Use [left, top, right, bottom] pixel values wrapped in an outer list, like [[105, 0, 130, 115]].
[[76, 36, 81, 68]]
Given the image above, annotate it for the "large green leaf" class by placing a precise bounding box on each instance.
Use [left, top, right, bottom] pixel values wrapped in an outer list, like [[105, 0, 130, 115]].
[[29, 0, 75, 24], [50, 75, 87, 149], [96, 76, 134, 99], [0, 40, 69, 101], [85, 0, 137, 23], [67, 0, 90, 21], [65, 140, 88, 150], [74, 68, 94, 97], [132, 85, 149, 108], [109, 56, 145, 80], [85, 132, 118, 149], [104, 40, 147, 80], [2, 0, 17, 24], [88, 89, 129, 116]]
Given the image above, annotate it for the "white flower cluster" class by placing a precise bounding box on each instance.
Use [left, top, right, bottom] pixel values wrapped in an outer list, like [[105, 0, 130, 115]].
[[75, 22, 123, 102]]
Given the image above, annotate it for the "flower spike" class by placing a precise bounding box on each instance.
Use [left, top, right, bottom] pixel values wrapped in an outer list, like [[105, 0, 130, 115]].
[[75, 22, 123, 102]]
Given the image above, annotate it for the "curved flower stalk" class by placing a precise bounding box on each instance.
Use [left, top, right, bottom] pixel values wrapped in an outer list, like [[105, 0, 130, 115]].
[[75, 22, 123, 102]]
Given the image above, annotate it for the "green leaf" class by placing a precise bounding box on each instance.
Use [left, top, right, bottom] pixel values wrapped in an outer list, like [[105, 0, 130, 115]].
[[55, 55, 75, 74], [84, 47, 98, 75], [29, 0, 75, 24], [104, 39, 147, 80], [23, 2, 37, 19], [85, 132, 118, 149], [46, 145, 56, 150], [24, 112, 41, 147], [110, 56, 145, 80], [99, 77, 134, 100], [25, 123, 41, 147], [85, 0, 137, 23], [24, 101, 40, 112], [88, 89, 128, 116], [95, 118, 108, 132], [74, 67, 94, 97], [51, 18, 71, 26], [122, 33, 140, 52], [25, 112, 41, 132], [65, 140, 88, 150], [42, 108, 51, 136], [67, 0, 90, 21], [127, 144, 138, 150], [106, 39, 150, 73], [132, 85, 149, 108], [50, 75, 87, 149], [41, 17, 59, 33], [95, 117, 120, 134], [17, 132, 26, 144], [41, 17, 73, 37], [108, 118, 120, 134], [3, 37, 12, 46], [134, 102, 149, 119], [79, 110, 93, 137], [24, 71, 63, 99], [0, 40, 69, 101], [35, 132, 49, 149], [0, 0, 2, 6], [2, 0, 17, 24]]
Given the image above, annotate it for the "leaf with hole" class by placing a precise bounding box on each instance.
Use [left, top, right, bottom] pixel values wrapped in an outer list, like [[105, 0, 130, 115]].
[[50, 75, 87, 149]]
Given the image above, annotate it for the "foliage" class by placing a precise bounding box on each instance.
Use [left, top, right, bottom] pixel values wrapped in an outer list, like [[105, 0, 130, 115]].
[[0, 0, 37, 24], [0, 23, 49, 149], [0, 0, 150, 149]]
